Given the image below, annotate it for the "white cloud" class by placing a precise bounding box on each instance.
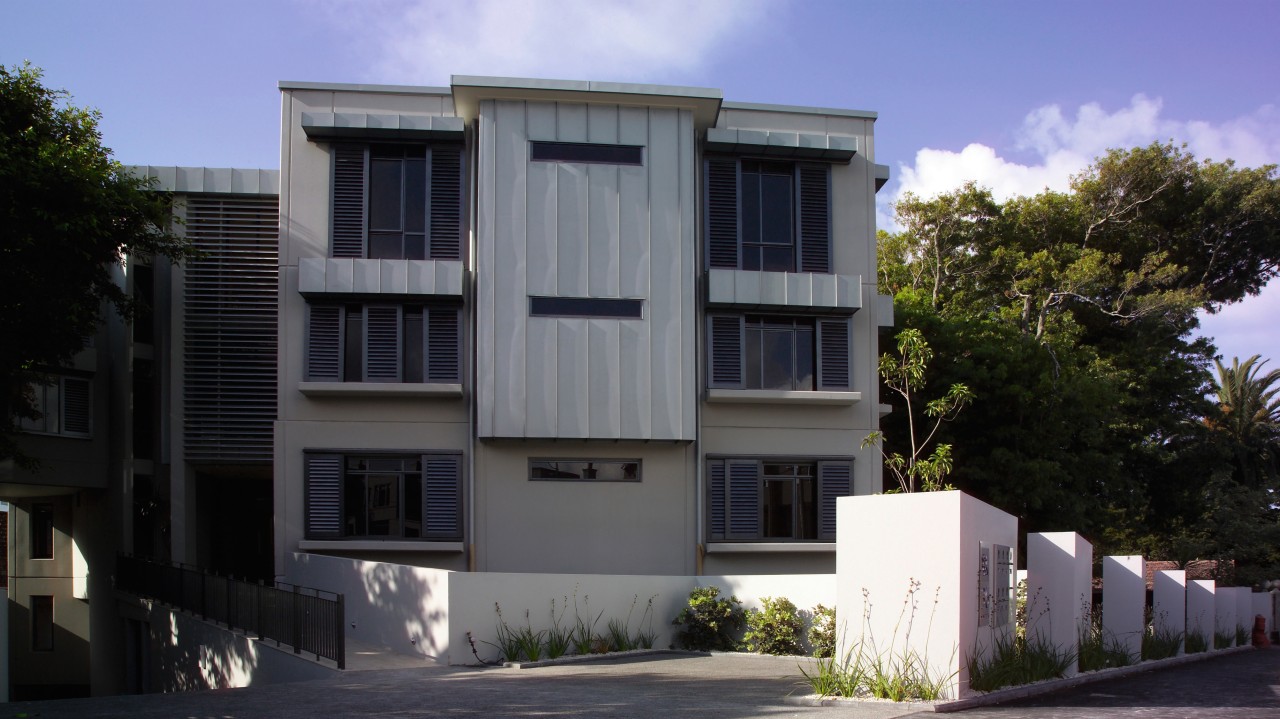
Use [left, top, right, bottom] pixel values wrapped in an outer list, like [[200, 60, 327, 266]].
[[320, 0, 770, 85], [1198, 282, 1280, 364], [889, 95, 1280, 215]]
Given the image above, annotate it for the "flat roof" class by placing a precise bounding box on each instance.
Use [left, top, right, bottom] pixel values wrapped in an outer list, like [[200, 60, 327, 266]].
[[450, 75, 724, 128], [279, 80, 451, 96], [721, 100, 878, 121]]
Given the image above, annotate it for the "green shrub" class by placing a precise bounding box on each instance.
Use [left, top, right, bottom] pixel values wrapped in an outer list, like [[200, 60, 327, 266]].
[[671, 586, 745, 651], [809, 604, 837, 658], [1235, 625, 1248, 647], [1141, 623, 1182, 661], [1184, 631, 1208, 653], [1077, 615, 1133, 672], [967, 634, 1074, 692], [744, 596, 804, 655], [1214, 630, 1234, 649]]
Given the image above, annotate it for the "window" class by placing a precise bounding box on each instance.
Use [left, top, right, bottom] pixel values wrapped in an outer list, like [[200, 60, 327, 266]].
[[530, 460, 641, 482], [19, 376, 91, 438], [31, 595, 54, 651], [706, 157, 831, 273], [305, 452, 462, 541], [31, 503, 54, 559], [707, 458, 851, 541], [306, 303, 460, 383], [529, 297, 644, 319], [529, 141, 644, 165], [331, 143, 463, 260], [707, 314, 850, 391]]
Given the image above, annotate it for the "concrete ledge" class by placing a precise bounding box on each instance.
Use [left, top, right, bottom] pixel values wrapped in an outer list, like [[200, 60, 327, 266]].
[[706, 389, 860, 405], [506, 648, 700, 669], [298, 540, 464, 552], [705, 542, 836, 554], [299, 382, 463, 398]]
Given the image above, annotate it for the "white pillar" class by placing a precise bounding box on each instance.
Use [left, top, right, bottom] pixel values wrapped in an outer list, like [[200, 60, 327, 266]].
[[1234, 587, 1252, 638], [1102, 555, 1144, 660], [1025, 532, 1092, 675], [1214, 584, 1237, 648], [1152, 569, 1186, 655], [1252, 592, 1271, 638], [1187, 580, 1215, 650]]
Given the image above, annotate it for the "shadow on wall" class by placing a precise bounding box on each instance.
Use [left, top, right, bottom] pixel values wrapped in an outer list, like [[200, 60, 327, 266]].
[[153, 610, 261, 692], [287, 553, 449, 659]]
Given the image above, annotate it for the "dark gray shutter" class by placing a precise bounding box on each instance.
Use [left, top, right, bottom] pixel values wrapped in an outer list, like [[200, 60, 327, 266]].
[[332, 144, 367, 258], [305, 454, 343, 539], [816, 317, 851, 390], [708, 459, 726, 540], [423, 455, 462, 539], [61, 377, 91, 436], [363, 305, 402, 381], [797, 164, 831, 273], [706, 158, 739, 269], [708, 314, 745, 388], [306, 305, 343, 381], [429, 147, 463, 260], [426, 306, 460, 383], [818, 460, 853, 540], [727, 459, 760, 540]]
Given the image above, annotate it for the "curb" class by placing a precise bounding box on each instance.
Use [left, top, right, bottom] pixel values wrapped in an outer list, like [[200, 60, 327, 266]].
[[505, 648, 705, 669]]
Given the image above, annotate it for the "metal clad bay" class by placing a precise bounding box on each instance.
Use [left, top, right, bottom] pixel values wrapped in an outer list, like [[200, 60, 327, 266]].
[[526, 100, 557, 141], [525, 317, 558, 436], [677, 108, 696, 438], [587, 104, 619, 144], [647, 107, 680, 440], [557, 163, 589, 296], [493, 99, 528, 436], [476, 100, 498, 435], [587, 163, 620, 298], [588, 319, 622, 438], [619, 319, 651, 438], [618, 106, 650, 299], [557, 319, 590, 438], [556, 103, 588, 142], [526, 152, 558, 296]]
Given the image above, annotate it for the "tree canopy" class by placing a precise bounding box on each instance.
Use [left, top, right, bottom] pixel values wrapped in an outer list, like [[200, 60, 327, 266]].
[[876, 142, 1280, 585], [0, 63, 190, 465]]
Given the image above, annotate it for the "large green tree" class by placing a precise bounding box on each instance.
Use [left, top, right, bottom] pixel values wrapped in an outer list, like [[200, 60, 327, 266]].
[[877, 143, 1280, 572], [0, 63, 190, 465]]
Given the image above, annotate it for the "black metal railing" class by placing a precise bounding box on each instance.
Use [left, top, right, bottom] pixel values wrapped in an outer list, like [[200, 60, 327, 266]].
[[117, 554, 345, 669]]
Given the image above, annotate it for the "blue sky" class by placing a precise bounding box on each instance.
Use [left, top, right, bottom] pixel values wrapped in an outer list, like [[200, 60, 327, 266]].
[[5, 0, 1279, 369]]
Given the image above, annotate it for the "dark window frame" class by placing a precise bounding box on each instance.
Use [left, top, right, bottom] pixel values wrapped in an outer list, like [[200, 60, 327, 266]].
[[707, 313, 851, 391], [304, 451, 463, 542], [528, 296, 644, 319], [529, 141, 644, 166], [31, 503, 54, 560], [706, 456, 852, 543], [305, 302, 462, 384], [529, 459, 642, 482]]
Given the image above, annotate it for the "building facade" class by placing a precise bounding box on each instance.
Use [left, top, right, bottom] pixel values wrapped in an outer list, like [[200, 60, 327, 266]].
[[276, 76, 892, 579]]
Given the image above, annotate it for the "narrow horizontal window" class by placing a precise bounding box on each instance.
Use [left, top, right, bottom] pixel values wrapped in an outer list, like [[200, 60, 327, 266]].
[[530, 460, 641, 482], [529, 297, 643, 319], [530, 141, 643, 165]]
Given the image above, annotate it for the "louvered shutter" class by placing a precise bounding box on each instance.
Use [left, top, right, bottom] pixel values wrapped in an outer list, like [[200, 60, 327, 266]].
[[61, 377, 91, 437], [332, 144, 367, 258], [707, 314, 745, 388], [363, 306, 402, 381], [429, 147, 463, 260], [306, 305, 344, 381], [816, 317, 851, 390], [305, 454, 343, 539], [706, 158, 739, 269], [797, 164, 831, 273], [818, 460, 853, 540], [426, 306, 461, 383], [726, 459, 760, 539], [423, 455, 462, 539], [708, 460, 726, 540]]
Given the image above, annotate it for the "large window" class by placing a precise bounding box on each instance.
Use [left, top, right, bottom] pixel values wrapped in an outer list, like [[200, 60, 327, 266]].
[[305, 452, 462, 541], [705, 157, 831, 273], [31, 503, 54, 559], [305, 303, 461, 383], [708, 314, 850, 391], [530, 460, 640, 482], [707, 458, 851, 542], [19, 376, 91, 438], [331, 143, 463, 260]]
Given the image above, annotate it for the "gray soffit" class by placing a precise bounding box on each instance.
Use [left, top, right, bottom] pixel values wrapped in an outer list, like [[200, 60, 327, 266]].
[[279, 80, 451, 95], [705, 128, 858, 161], [301, 112, 465, 141], [129, 166, 279, 195], [874, 163, 892, 192], [297, 258, 465, 297], [721, 100, 878, 120], [450, 75, 723, 128], [706, 270, 862, 314]]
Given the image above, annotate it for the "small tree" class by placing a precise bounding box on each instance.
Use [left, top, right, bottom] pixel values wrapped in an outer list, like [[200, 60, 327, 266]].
[[864, 328, 973, 492]]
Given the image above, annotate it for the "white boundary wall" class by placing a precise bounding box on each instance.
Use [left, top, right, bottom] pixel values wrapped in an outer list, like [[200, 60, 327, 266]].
[[285, 553, 835, 664], [1252, 592, 1273, 636], [1151, 570, 1185, 655], [1187, 579, 1215, 649], [1101, 556, 1144, 660], [1215, 586, 1238, 647], [1025, 532, 1091, 675], [836, 491, 1017, 699], [1233, 587, 1252, 637]]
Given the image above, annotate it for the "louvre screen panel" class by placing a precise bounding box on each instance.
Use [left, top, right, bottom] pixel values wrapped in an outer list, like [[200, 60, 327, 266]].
[[332, 145, 367, 257], [708, 460, 726, 540], [306, 305, 343, 381], [305, 454, 343, 538], [797, 165, 831, 273], [727, 460, 760, 539], [818, 460, 852, 540], [706, 158, 740, 268], [816, 318, 851, 390], [61, 377, 91, 437], [363, 306, 402, 381], [708, 314, 745, 388], [426, 306, 461, 383], [423, 455, 462, 539], [183, 195, 278, 463], [429, 147, 463, 260]]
